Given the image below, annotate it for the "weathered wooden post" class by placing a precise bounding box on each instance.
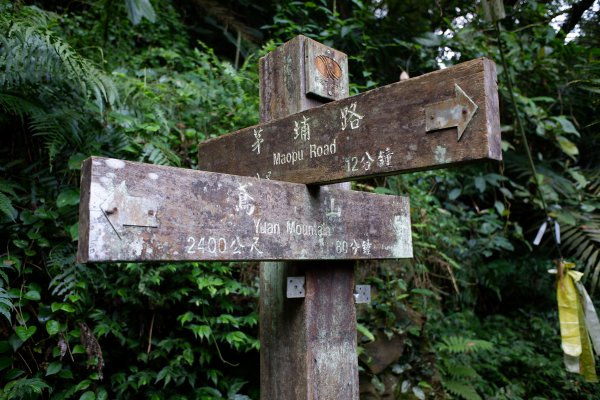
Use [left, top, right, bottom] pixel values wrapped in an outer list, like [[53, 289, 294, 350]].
[[257, 36, 359, 399], [197, 36, 500, 398], [78, 34, 500, 400]]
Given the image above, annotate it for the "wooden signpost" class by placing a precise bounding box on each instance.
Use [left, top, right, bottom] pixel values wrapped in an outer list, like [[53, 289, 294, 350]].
[[77, 35, 501, 399]]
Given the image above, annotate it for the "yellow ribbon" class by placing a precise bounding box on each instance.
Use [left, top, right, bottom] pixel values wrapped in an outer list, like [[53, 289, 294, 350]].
[[556, 261, 598, 383]]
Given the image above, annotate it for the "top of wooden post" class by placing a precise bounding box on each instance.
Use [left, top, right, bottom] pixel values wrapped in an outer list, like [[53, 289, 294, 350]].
[[259, 35, 349, 122]]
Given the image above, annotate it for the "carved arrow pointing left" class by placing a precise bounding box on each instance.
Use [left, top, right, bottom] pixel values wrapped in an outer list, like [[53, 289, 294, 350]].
[[425, 83, 478, 141]]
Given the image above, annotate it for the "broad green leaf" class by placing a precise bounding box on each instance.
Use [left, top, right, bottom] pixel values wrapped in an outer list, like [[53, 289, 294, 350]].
[[125, 0, 156, 25], [15, 325, 37, 342], [553, 116, 580, 136], [19, 210, 38, 225], [141, 123, 160, 132], [34, 207, 58, 220], [557, 136, 579, 159], [12, 239, 28, 249], [59, 369, 74, 379], [178, 311, 195, 326], [45, 361, 62, 376], [412, 288, 436, 297], [357, 323, 375, 342], [474, 176, 486, 193], [51, 302, 76, 313], [74, 379, 91, 391], [448, 188, 461, 200], [183, 348, 194, 365], [190, 325, 212, 340], [568, 169, 589, 188], [24, 290, 41, 301], [96, 388, 108, 400], [46, 320, 60, 335], [72, 344, 85, 354], [56, 189, 80, 208], [68, 153, 88, 170], [79, 390, 95, 400], [412, 386, 426, 400], [499, 187, 514, 199], [494, 201, 505, 216]]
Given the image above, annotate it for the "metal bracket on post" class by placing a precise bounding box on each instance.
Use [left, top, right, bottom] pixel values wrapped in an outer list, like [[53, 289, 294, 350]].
[[354, 285, 371, 304], [287, 276, 305, 298]]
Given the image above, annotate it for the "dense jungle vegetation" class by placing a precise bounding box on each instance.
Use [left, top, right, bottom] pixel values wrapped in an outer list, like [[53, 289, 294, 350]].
[[1, 0, 599, 398]]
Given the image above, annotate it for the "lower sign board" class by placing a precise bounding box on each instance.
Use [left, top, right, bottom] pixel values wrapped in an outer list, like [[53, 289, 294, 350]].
[[77, 157, 413, 262]]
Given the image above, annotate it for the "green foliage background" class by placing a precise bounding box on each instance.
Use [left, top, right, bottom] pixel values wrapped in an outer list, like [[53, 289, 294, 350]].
[[0, 0, 598, 399]]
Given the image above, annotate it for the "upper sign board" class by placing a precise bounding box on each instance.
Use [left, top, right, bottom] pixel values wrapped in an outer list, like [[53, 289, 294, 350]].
[[198, 58, 501, 184]]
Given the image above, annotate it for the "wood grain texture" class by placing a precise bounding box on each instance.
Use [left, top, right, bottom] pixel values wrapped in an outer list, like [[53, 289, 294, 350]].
[[198, 57, 501, 184], [258, 36, 359, 400], [77, 156, 412, 263]]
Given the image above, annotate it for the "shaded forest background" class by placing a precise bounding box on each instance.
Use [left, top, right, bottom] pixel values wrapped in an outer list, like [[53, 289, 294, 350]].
[[1, 0, 599, 398]]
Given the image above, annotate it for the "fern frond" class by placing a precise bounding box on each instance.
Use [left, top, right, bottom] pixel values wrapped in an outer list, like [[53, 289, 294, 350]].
[[0, 6, 120, 163], [47, 244, 82, 299], [443, 380, 482, 400], [437, 336, 493, 354], [444, 362, 479, 379], [562, 214, 600, 294], [0, 259, 14, 321], [141, 141, 180, 166], [2, 377, 51, 398], [0, 92, 44, 120], [0, 8, 118, 108], [0, 192, 18, 221], [0, 292, 13, 322]]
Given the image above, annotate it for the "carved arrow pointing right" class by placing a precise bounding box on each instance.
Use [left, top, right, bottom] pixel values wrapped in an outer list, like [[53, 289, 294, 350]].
[[425, 83, 478, 141]]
